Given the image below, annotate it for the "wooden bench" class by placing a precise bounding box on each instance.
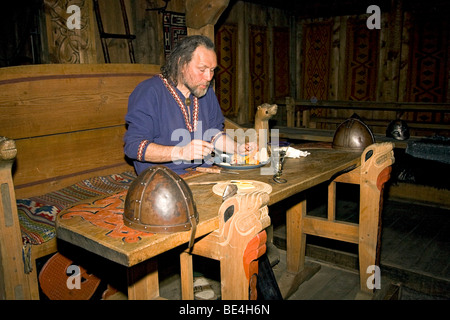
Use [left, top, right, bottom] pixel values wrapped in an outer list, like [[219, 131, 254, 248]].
[[0, 64, 159, 299], [273, 97, 450, 148]]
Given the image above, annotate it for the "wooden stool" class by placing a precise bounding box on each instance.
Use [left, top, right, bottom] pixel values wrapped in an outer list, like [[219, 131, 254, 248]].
[[180, 191, 271, 300], [285, 142, 394, 294]]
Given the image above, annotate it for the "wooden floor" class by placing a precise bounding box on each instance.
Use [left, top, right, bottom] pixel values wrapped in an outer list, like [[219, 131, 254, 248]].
[[271, 181, 450, 300]]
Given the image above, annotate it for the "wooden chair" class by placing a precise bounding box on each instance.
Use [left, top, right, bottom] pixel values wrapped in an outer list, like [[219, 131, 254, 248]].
[[285, 142, 395, 294]]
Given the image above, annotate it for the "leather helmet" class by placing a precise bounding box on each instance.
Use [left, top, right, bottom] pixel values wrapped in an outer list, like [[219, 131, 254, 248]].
[[386, 120, 410, 140], [332, 117, 375, 152], [124, 166, 198, 245]]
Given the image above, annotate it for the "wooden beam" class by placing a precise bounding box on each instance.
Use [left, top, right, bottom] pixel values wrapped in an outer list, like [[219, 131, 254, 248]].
[[303, 217, 359, 244], [185, 0, 230, 29]]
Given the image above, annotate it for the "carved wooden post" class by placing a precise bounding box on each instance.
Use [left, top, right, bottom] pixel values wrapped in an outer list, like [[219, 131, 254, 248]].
[[0, 137, 31, 299], [217, 191, 271, 299], [358, 142, 394, 293], [182, 191, 270, 300]]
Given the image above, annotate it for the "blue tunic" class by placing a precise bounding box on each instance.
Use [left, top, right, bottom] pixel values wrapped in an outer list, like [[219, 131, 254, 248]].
[[124, 75, 224, 175]]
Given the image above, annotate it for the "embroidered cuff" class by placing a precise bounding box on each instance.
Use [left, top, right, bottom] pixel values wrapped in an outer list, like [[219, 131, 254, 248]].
[[137, 140, 150, 161]]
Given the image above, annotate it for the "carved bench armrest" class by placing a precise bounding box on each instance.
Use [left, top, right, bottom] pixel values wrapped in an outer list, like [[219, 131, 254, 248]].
[[0, 136, 17, 162], [0, 136, 33, 299]]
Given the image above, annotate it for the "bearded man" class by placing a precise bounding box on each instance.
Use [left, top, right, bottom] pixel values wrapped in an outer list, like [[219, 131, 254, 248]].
[[124, 35, 255, 175]]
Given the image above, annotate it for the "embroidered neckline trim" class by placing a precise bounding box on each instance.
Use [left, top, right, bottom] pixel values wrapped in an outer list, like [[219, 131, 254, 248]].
[[159, 74, 199, 132]]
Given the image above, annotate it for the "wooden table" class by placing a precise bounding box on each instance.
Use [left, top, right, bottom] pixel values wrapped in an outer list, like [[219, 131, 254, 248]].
[[56, 146, 377, 300]]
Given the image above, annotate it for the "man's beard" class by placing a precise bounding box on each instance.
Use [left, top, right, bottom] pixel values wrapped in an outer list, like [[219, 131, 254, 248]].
[[182, 74, 210, 98], [185, 82, 209, 98]]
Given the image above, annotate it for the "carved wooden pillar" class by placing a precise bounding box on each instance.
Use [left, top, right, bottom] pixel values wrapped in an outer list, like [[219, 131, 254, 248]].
[[44, 0, 97, 63]]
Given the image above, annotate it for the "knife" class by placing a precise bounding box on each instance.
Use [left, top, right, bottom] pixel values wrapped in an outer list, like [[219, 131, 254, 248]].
[[188, 167, 240, 174]]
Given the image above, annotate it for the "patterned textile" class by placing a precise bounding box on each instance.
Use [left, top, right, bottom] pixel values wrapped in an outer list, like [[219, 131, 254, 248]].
[[273, 27, 290, 100], [301, 21, 332, 129], [404, 16, 449, 132], [249, 25, 269, 122], [17, 199, 58, 245], [215, 23, 238, 117], [60, 191, 153, 244], [407, 17, 448, 103], [17, 171, 137, 245], [344, 18, 379, 101], [301, 21, 331, 101], [162, 12, 187, 60]]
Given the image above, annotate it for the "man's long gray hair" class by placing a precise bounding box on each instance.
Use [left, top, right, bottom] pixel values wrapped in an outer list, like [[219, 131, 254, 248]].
[[160, 35, 215, 86]]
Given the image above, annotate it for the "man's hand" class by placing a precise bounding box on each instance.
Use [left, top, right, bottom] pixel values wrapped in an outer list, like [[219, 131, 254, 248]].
[[238, 141, 258, 155], [174, 139, 214, 161]]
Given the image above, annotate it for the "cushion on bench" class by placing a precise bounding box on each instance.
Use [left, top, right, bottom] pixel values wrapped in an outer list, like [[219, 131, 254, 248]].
[[17, 171, 137, 245]]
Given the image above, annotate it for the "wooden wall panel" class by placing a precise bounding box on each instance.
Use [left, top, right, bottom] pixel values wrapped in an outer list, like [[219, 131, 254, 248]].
[[215, 1, 290, 124]]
